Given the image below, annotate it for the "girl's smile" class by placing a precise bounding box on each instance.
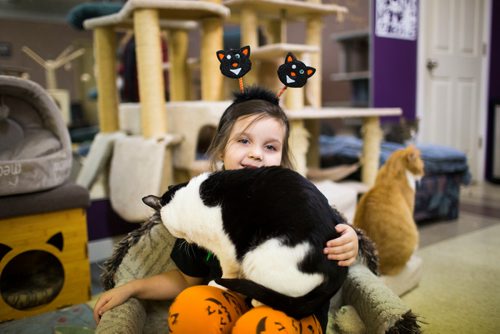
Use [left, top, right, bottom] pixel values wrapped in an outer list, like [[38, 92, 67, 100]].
[[222, 115, 286, 170]]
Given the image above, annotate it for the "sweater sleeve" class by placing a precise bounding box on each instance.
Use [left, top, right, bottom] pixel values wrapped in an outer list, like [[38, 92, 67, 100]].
[[170, 238, 211, 278]]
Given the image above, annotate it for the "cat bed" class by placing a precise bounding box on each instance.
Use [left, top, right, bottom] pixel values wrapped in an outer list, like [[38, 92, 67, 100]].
[[0, 76, 72, 197], [95, 216, 420, 334], [320, 135, 471, 222]]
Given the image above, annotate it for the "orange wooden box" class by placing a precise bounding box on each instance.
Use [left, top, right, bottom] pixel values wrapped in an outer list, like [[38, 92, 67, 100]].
[[0, 208, 91, 322]]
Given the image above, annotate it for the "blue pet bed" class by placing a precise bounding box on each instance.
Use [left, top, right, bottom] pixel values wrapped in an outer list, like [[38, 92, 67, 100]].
[[320, 135, 471, 222]]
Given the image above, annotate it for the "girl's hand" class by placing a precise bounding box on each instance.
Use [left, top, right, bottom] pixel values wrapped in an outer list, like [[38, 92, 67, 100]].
[[324, 224, 359, 266], [93, 283, 135, 324]]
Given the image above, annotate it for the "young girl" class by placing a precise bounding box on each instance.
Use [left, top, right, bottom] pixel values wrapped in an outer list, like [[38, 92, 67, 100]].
[[93, 87, 359, 333]]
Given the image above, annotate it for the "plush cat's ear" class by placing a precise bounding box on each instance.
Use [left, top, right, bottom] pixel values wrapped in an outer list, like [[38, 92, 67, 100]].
[[285, 52, 296, 63], [216, 50, 225, 62], [306, 66, 316, 78], [240, 45, 250, 57], [143, 195, 162, 210]]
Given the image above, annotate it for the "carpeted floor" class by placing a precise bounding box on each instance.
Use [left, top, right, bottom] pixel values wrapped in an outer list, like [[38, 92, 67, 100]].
[[0, 304, 96, 334], [401, 223, 500, 333]]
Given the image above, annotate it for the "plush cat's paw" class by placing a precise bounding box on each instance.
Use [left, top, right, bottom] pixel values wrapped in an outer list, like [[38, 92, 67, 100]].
[[208, 280, 228, 291]]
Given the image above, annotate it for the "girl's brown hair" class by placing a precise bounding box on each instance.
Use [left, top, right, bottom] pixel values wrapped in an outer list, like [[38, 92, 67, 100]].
[[207, 86, 294, 171]]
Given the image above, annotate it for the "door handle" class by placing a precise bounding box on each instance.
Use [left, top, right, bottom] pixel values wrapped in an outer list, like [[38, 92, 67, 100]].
[[426, 59, 438, 71]]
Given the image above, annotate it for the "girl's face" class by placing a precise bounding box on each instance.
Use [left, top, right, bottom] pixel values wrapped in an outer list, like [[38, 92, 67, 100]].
[[222, 114, 286, 170]]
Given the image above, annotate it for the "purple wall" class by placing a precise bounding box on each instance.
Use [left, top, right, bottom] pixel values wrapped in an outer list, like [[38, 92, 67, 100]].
[[371, 1, 418, 122], [486, 1, 500, 182], [487, 2, 500, 102], [86, 199, 136, 241]]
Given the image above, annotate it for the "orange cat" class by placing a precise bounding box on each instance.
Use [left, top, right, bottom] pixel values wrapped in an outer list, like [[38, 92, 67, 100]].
[[353, 145, 424, 275]]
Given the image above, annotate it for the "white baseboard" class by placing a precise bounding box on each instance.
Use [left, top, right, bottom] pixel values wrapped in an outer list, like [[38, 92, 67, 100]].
[[88, 236, 125, 263]]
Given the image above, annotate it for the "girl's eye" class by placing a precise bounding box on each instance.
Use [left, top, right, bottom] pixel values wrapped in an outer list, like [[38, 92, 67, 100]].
[[265, 145, 277, 151], [235, 54, 241, 59], [238, 138, 249, 144], [299, 69, 304, 74]]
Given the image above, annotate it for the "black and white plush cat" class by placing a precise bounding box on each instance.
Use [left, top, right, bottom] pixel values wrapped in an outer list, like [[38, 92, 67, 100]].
[[143, 166, 348, 319]]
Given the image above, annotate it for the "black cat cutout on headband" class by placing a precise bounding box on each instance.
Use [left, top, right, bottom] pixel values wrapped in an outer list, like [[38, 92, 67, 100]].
[[216, 45, 252, 92], [277, 52, 316, 97]]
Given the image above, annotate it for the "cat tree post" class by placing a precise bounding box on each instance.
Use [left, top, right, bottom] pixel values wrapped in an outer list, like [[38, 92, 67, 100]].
[[133, 8, 168, 138], [167, 28, 189, 101], [240, 5, 259, 86], [94, 27, 119, 133], [304, 13, 323, 168], [201, 17, 224, 101], [285, 52, 309, 177], [361, 116, 383, 187]]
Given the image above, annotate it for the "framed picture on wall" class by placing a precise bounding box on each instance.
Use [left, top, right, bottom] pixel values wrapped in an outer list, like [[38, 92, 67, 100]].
[[375, 0, 418, 41]]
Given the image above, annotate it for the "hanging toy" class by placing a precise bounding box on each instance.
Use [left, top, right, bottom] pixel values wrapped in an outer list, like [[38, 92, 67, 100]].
[[276, 52, 316, 98], [216, 45, 252, 93]]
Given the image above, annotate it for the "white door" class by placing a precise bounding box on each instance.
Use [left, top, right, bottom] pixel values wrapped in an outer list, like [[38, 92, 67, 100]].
[[418, 0, 488, 181]]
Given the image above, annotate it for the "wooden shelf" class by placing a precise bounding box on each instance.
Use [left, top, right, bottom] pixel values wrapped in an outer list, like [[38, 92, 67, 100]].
[[224, 0, 348, 21], [84, 0, 229, 29], [285, 107, 402, 120], [331, 29, 369, 42], [252, 43, 319, 60], [330, 71, 370, 81]]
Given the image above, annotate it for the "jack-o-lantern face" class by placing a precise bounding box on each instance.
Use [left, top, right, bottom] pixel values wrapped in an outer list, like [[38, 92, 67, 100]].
[[168, 286, 248, 334], [233, 306, 323, 334]]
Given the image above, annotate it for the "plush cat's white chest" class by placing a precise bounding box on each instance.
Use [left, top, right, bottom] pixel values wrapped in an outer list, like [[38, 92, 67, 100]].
[[241, 238, 323, 297], [160, 173, 239, 276]]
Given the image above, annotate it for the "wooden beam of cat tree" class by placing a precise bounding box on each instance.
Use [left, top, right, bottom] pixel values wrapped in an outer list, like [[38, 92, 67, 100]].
[[94, 28, 119, 133], [134, 8, 168, 138]]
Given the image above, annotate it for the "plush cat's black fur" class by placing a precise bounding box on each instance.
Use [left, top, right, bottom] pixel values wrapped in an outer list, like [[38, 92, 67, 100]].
[[145, 166, 348, 319]]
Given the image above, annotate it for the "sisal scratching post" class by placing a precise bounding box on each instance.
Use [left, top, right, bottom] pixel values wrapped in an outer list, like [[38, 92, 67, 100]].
[[305, 15, 323, 168], [94, 27, 119, 133], [201, 17, 224, 101], [133, 8, 168, 138], [240, 6, 258, 86], [167, 29, 189, 101], [361, 116, 383, 187], [285, 81, 309, 177]]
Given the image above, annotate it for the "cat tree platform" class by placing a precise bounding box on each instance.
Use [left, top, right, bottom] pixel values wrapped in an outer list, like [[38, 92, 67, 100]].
[[119, 102, 401, 186]]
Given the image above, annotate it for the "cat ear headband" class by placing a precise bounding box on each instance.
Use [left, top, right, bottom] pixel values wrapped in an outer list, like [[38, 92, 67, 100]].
[[216, 46, 316, 97], [216, 45, 252, 93], [276, 52, 316, 98]]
